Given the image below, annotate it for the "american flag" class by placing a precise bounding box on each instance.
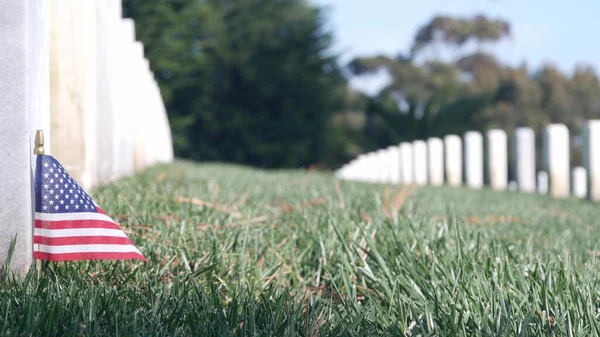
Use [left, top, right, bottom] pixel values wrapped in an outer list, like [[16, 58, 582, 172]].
[[34, 154, 146, 262]]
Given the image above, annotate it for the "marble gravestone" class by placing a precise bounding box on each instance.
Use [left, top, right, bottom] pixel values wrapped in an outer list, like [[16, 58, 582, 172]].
[[49, 0, 98, 190], [142, 58, 160, 168], [388, 146, 401, 184], [537, 171, 549, 194], [142, 57, 174, 169], [487, 129, 507, 190], [149, 76, 174, 164], [359, 154, 370, 182], [365, 152, 377, 183], [0, 0, 50, 275], [572, 167, 587, 198], [399, 142, 414, 185], [377, 149, 389, 183], [372, 150, 380, 183], [353, 155, 367, 182], [131, 41, 149, 172], [413, 140, 428, 185], [584, 120, 600, 201], [112, 18, 137, 179], [514, 127, 536, 193], [337, 160, 350, 181], [444, 135, 462, 186], [427, 138, 444, 186], [369, 151, 380, 183], [96, 0, 120, 184], [543, 124, 570, 198], [464, 131, 483, 189], [348, 156, 358, 181], [372, 151, 382, 183]]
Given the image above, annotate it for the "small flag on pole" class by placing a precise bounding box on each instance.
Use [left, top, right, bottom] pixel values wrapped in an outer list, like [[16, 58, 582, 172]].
[[33, 154, 146, 262]]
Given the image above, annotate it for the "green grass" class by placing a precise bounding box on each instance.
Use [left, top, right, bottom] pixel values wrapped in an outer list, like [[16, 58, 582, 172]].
[[3, 160, 600, 336]]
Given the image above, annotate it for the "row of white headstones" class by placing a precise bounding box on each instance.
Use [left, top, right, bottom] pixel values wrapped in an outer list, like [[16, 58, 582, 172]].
[[0, 1, 174, 274], [335, 122, 600, 201]]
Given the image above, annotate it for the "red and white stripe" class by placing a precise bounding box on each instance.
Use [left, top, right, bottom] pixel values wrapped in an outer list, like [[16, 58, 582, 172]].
[[33, 206, 146, 262]]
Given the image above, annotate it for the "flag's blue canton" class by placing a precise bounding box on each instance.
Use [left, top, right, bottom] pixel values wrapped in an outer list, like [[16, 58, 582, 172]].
[[35, 155, 97, 214]]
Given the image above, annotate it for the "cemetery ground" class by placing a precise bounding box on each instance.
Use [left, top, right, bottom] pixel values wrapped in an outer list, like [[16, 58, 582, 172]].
[[3, 162, 600, 336]]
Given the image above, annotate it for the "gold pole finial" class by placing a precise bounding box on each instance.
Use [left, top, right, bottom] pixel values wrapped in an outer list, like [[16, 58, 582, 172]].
[[33, 130, 44, 155]]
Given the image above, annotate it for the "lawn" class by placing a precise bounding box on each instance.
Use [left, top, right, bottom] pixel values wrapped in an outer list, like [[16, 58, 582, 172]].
[[3, 160, 600, 336]]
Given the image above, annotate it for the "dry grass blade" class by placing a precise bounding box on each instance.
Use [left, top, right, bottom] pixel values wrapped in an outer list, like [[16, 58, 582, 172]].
[[245, 214, 275, 223], [532, 207, 582, 221], [210, 183, 220, 201], [431, 215, 525, 225], [276, 237, 289, 248], [305, 305, 326, 337], [334, 179, 345, 209], [382, 187, 391, 218], [154, 172, 167, 182], [312, 311, 325, 337], [230, 193, 249, 210], [361, 212, 373, 224], [277, 197, 329, 213], [464, 215, 523, 225], [228, 214, 277, 228], [359, 228, 378, 263], [174, 196, 242, 218], [382, 184, 417, 219]]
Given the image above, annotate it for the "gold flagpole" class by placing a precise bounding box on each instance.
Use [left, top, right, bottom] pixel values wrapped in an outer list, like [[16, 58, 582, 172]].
[[33, 130, 44, 278], [33, 130, 44, 156]]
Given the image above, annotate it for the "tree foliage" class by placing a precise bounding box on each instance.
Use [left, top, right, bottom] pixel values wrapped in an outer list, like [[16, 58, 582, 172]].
[[123, 5, 600, 171], [123, 0, 345, 168], [411, 15, 510, 57], [338, 14, 600, 173]]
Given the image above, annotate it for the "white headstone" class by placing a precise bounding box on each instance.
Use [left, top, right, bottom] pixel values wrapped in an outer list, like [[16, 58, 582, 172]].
[[130, 40, 153, 172], [537, 171, 549, 194], [543, 124, 570, 198], [427, 138, 444, 186], [342, 163, 353, 181], [49, 0, 97, 190], [111, 14, 136, 180], [366, 152, 377, 183], [0, 0, 50, 275], [354, 155, 367, 182], [572, 166, 587, 198], [373, 151, 382, 183], [96, 0, 122, 184], [117, 19, 151, 175], [149, 76, 174, 164], [388, 146, 401, 184], [358, 154, 368, 182], [413, 140, 428, 186], [399, 142, 414, 185], [334, 166, 342, 179], [584, 120, 600, 201], [369, 151, 380, 183], [141, 58, 161, 168], [514, 127, 536, 193], [464, 131, 484, 189], [444, 135, 462, 186], [487, 129, 507, 190], [377, 149, 389, 183]]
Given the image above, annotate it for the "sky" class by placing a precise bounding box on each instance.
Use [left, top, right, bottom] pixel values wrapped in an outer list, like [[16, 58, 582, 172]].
[[310, 0, 600, 95]]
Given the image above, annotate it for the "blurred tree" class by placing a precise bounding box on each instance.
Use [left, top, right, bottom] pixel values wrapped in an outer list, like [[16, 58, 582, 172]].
[[411, 15, 511, 58], [123, 0, 345, 168], [123, 5, 600, 171], [344, 13, 600, 173]]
